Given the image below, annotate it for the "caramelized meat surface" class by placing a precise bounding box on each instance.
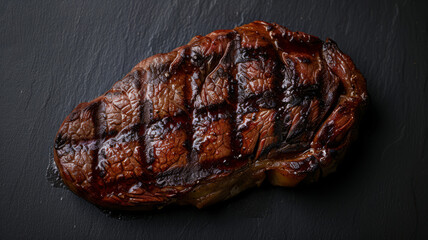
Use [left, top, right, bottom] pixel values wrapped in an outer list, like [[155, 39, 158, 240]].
[[54, 21, 367, 209]]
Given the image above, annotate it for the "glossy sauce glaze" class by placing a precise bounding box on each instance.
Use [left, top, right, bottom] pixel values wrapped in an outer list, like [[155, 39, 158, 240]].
[[54, 21, 367, 209]]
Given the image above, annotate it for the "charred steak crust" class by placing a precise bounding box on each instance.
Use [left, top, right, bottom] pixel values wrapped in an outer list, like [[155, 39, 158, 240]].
[[54, 21, 367, 210]]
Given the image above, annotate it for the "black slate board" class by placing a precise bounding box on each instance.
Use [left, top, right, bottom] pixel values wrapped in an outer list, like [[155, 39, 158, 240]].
[[1, 0, 427, 239]]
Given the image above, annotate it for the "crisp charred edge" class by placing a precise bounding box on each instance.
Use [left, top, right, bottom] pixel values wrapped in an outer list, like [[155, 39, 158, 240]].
[[52, 73, 147, 208], [53, 98, 98, 200], [266, 39, 367, 187], [74, 164, 265, 211]]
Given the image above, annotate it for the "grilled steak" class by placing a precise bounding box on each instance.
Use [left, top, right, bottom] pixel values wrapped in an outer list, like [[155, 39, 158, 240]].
[[54, 21, 367, 210]]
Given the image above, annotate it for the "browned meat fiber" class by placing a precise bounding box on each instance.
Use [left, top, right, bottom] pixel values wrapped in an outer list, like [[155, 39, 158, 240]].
[[54, 21, 368, 210]]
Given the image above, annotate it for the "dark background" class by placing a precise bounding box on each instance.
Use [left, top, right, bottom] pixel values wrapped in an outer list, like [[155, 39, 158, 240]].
[[1, 0, 427, 239]]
